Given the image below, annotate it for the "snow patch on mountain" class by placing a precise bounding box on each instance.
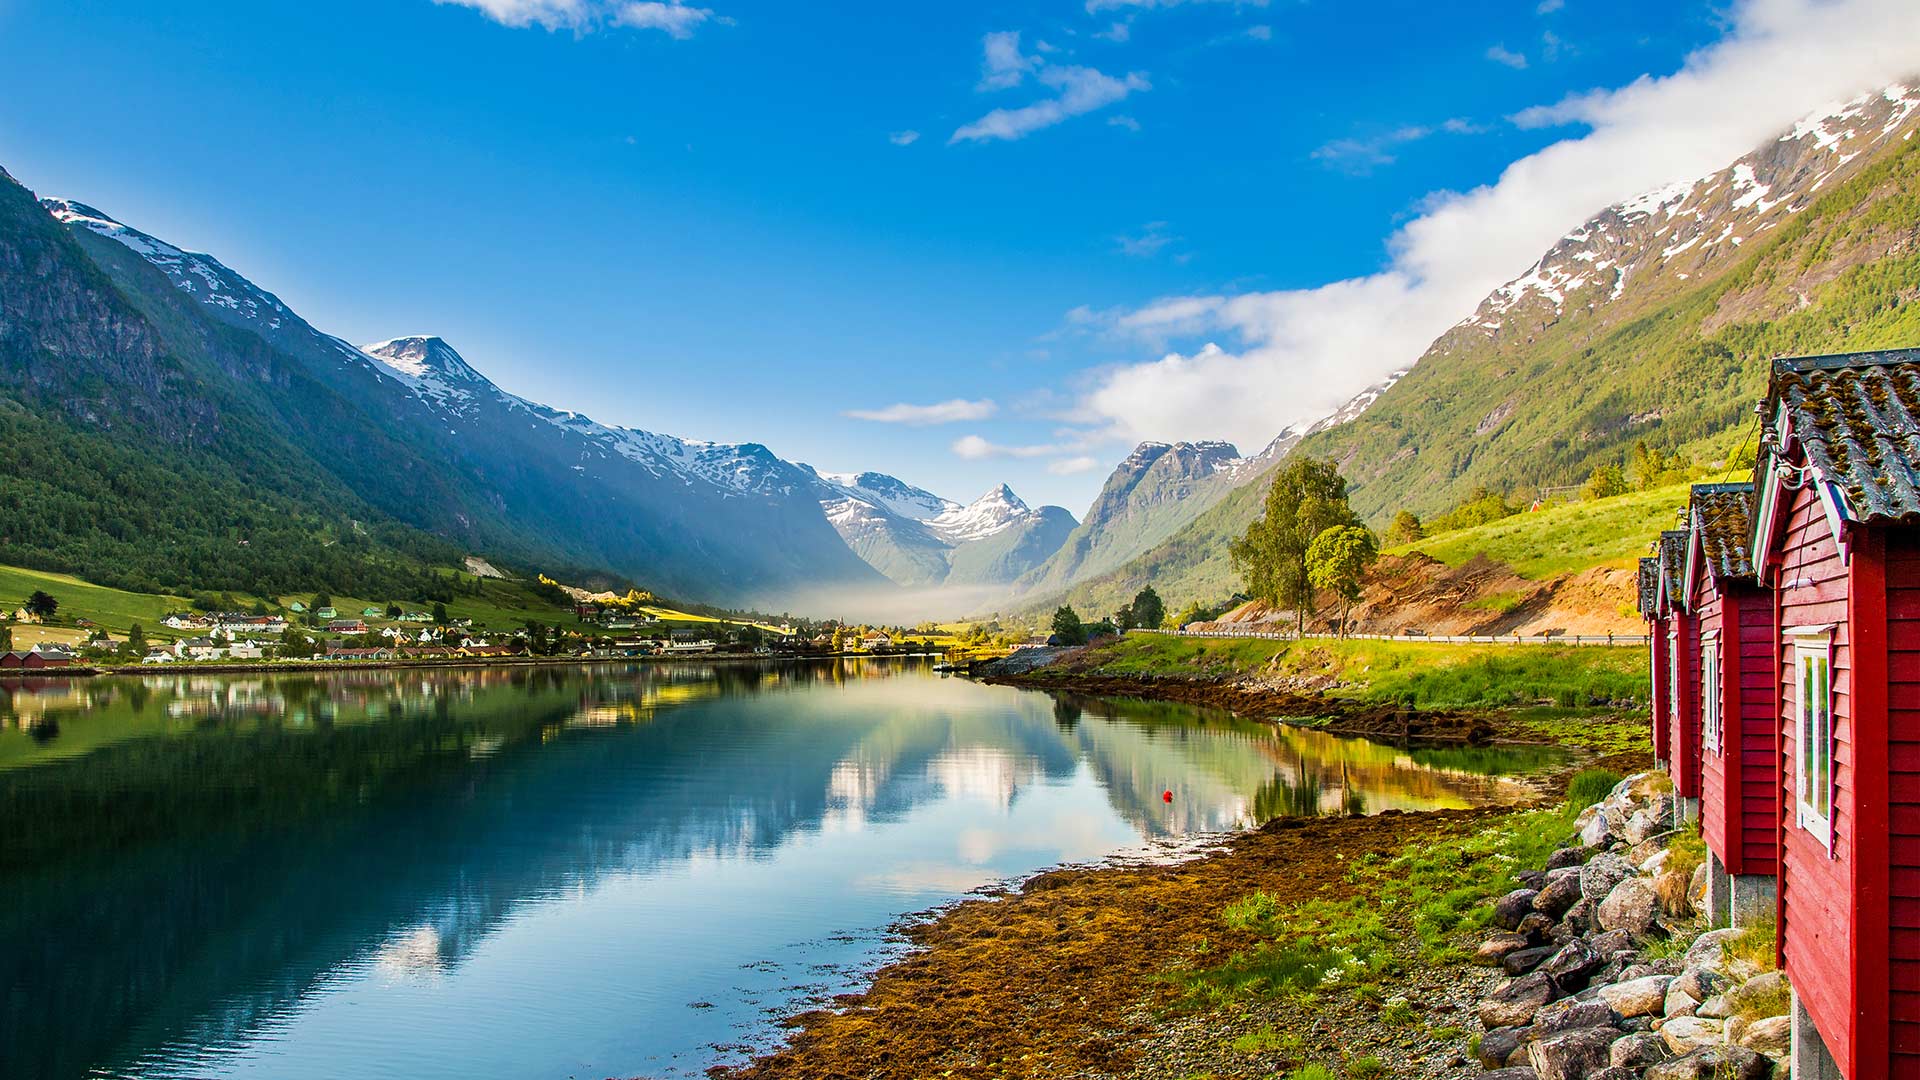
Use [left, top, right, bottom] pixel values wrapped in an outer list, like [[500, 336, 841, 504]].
[[929, 485, 1035, 543]]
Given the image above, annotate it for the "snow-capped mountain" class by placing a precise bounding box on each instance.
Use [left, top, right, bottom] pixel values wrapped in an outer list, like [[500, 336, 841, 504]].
[[808, 472, 1078, 589], [1454, 83, 1920, 345], [928, 485, 1036, 543], [818, 471, 959, 521], [39, 196, 888, 606]]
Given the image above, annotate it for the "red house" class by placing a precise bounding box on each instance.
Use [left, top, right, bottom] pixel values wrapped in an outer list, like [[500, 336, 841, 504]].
[[1657, 528, 1703, 823], [1750, 348, 1920, 1080], [0, 649, 74, 670], [1683, 481, 1778, 927], [1639, 556, 1673, 772]]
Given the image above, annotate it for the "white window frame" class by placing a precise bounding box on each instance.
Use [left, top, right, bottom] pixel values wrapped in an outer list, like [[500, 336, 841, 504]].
[[1789, 625, 1835, 850], [1669, 629, 1683, 728], [1701, 631, 1723, 757]]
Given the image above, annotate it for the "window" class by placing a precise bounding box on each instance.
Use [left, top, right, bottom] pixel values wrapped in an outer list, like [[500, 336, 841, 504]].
[[1791, 626, 1834, 846], [1701, 632, 1722, 756]]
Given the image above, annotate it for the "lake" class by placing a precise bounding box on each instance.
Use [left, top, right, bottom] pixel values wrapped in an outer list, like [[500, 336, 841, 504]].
[[0, 660, 1562, 1080]]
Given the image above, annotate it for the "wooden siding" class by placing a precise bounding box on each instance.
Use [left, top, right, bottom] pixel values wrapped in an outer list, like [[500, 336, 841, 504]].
[[1671, 611, 1702, 799], [1773, 483, 1857, 1078], [1733, 588, 1779, 872], [1886, 529, 1920, 1074], [1651, 617, 1672, 766]]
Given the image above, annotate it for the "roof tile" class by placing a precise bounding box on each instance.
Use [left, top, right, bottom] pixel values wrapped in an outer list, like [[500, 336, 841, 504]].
[[1770, 349, 1920, 524], [1689, 482, 1756, 580]]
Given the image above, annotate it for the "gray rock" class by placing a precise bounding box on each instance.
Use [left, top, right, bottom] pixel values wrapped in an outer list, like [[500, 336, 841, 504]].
[[1610, 1030, 1672, 1069], [1546, 845, 1588, 871], [1682, 928, 1755, 978], [1475, 932, 1533, 966], [1538, 938, 1606, 992], [1619, 1014, 1658, 1033], [1725, 970, 1787, 1014], [1516, 912, 1556, 942], [1479, 971, 1560, 1029], [1618, 963, 1658, 981], [1589, 929, 1635, 957], [1586, 1069, 1636, 1080], [1696, 992, 1733, 1019], [1659, 1016, 1725, 1054], [1581, 853, 1636, 904], [1579, 810, 1612, 848], [1562, 898, 1595, 934], [1478, 1026, 1530, 1068], [1646, 1044, 1770, 1080], [1482, 1069, 1541, 1080], [1532, 996, 1617, 1036], [1670, 967, 1724, 1002], [1533, 873, 1583, 918], [1596, 974, 1673, 1017], [1493, 888, 1541, 930], [1623, 805, 1672, 845], [1663, 986, 1700, 1018], [1503, 946, 1558, 975], [1517, 869, 1549, 890], [1598, 877, 1660, 935], [1527, 1027, 1617, 1080], [1545, 864, 1583, 883], [1739, 1014, 1790, 1054]]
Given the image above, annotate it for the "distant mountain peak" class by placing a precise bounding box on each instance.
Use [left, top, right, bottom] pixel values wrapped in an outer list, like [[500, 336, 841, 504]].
[[362, 336, 488, 386], [928, 484, 1035, 543]]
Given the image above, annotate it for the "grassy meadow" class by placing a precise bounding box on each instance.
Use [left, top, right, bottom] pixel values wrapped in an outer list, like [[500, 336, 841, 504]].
[[1385, 482, 1692, 580]]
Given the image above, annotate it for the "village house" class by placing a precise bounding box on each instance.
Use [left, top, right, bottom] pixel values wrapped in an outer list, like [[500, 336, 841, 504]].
[[1746, 348, 1920, 1080], [0, 645, 76, 670], [314, 607, 338, 620], [173, 636, 226, 661], [1682, 481, 1779, 928], [325, 619, 370, 636], [1639, 557, 1673, 774], [162, 612, 210, 631], [325, 646, 394, 661], [1656, 528, 1703, 823]]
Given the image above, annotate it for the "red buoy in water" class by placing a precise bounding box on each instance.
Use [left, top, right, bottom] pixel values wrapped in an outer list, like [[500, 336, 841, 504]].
[[1162, 790, 1173, 804]]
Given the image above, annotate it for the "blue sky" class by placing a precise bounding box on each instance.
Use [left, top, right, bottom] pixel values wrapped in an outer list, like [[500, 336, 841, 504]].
[[3, 0, 1914, 514]]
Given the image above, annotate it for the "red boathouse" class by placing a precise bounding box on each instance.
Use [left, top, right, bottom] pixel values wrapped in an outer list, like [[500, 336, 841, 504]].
[[1640, 556, 1673, 773], [1751, 348, 1920, 1080], [1683, 481, 1777, 926]]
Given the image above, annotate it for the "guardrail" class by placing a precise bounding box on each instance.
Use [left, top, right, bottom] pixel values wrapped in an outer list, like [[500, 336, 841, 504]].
[[1127, 628, 1648, 647]]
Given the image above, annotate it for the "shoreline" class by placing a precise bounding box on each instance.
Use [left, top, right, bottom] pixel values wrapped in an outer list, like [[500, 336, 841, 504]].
[[711, 666, 1649, 1079], [16, 652, 940, 679]]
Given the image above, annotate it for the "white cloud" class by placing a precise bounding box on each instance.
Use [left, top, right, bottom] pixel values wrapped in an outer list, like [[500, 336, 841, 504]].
[[953, 64, 1150, 143], [1073, 0, 1920, 450], [1117, 221, 1178, 257], [1048, 456, 1102, 475], [1537, 0, 1565, 11], [1108, 114, 1143, 133], [951, 435, 1082, 460], [1311, 118, 1483, 171], [846, 399, 997, 425], [435, 0, 722, 36], [1486, 43, 1529, 69], [1096, 21, 1132, 43], [978, 30, 1041, 91], [889, 130, 921, 146]]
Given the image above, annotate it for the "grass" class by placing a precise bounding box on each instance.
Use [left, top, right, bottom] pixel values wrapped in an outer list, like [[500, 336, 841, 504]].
[[1228, 1026, 1294, 1054], [1567, 768, 1624, 809], [1386, 482, 1692, 581], [1504, 708, 1654, 756], [1346, 1056, 1388, 1080], [1282, 1067, 1337, 1080], [1072, 635, 1650, 713], [0, 564, 190, 635], [1728, 915, 1782, 980]]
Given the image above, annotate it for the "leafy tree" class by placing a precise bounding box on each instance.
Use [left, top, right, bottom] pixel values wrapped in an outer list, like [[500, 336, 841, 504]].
[[313, 592, 332, 610], [1129, 586, 1165, 632], [1385, 510, 1424, 546], [1427, 486, 1518, 533], [1583, 463, 1631, 501], [0, 623, 11, 652], [386, 603, 403, 619], [1306, 525, 1380, 638], [1169, 600, 1217, 630], [432, 601, 449, 624], [1228, 457, 1359, 634], [250, 600, 270, 616], [1050, 605, 1087, 646], [24, 591, 57, 620], [127, 622, 147, 654]]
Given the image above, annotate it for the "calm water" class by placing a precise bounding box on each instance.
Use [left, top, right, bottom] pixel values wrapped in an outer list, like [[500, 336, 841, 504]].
[[0, 660, 1561, 1080]]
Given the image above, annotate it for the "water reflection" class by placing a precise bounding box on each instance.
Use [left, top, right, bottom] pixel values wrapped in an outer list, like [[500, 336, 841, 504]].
[[0, 661, 1560, 1080]]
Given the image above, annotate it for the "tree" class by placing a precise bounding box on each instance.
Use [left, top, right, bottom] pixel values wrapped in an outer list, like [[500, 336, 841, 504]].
[[313, 592, 332, 610], [385, 603, 403, 619], [1228, 457, 1359, 634], [1050, 605, 1086, 646], [1305, 525, 1380, 638], [1583, 463, 1630, 501], [1129, 586, 1165, 633], [127, 622, 147, 654], [24, 591, 57, 620], [432, 601, 449, 625], [0, 623, 10, 652], [1385, 510, 1424, 546]]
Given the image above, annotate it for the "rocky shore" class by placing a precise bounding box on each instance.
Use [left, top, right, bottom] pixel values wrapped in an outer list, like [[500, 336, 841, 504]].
[[1467, 774, 1790, 1079]]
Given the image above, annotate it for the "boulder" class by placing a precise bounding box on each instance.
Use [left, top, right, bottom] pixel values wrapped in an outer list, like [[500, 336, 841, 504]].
[[1580, 809, 1613, 848], [1596, 975, 1673, 1018], [1532, 873, 1583, 918], [1518, 869, 1549, 890], [1646, 1045, 1770, 1080], [1696, 993, 1733, 1019], [1479, 971, 1560, 1029], [1482, 1069, 1542, 1080], [1493, 888, 1541, 930], [1725, 970, 1787, 1014], [1618, 963, 1659, 982], [1589, 929, 1635, 957], [1581, 853, 1636, 904], [1546, 845, 1588, 871], [1477, 1025, 1530, 1069], [1475, 933, 1533, 966], [1619, 1014, 1658, 1033], [1598, 877, 1660, 935], [1670, 967, 1724, 1003], [1532, 996, 1617, 1036], [1659, 1016, 1725, 1055], [1503, 946, 1558, 975], [1631, 831, 1681, 866], [1609, 1031, 1672, 1069], [1538, 938, 1606, 992], [1682, 928, 1760, 980], [1663, 986, 1700, 1018], [1562, 899, 1595, 934], [1738, 1014, 1790, 1055], [1516, 912, 1556, 942], [1545, 864, 1583, 883], [1641, 848, 1673, 876], [1623, 805, 1672, 845], [1586, 1069, 1636, 1080], [1526, 1027, 1617, 1080]]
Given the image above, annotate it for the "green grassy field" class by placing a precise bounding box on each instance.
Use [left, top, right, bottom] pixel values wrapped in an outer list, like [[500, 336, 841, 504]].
[[1386, 483, 1692, 580], [0, 565, 190, 634], [1067, 635, 1650, 711]]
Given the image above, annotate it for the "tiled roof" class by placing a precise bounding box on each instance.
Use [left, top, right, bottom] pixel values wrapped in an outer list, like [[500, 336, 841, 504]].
[[1658, 530, 1688, 607], [1689, 482, 1756, 580], [1637, 557, 1660, 617], [1770, 349, 1920, 524]]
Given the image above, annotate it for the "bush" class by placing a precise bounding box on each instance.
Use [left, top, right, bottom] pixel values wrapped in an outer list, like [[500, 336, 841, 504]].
[[1566, 768, 1623, 812]]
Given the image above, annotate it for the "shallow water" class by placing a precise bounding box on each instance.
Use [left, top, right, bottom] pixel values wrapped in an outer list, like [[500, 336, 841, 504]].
[[0, 659, 1561, 1080]]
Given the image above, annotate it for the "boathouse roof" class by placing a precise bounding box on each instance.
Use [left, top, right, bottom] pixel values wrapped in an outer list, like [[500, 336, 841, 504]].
[[1769, 348, 1920, 524]]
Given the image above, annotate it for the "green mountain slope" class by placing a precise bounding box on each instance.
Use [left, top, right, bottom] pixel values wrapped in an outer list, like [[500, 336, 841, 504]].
[[1012, 84, 1920, 620]]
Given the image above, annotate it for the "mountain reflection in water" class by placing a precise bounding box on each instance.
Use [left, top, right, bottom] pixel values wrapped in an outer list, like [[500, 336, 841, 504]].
[[0, 659, 1561, 1080]]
